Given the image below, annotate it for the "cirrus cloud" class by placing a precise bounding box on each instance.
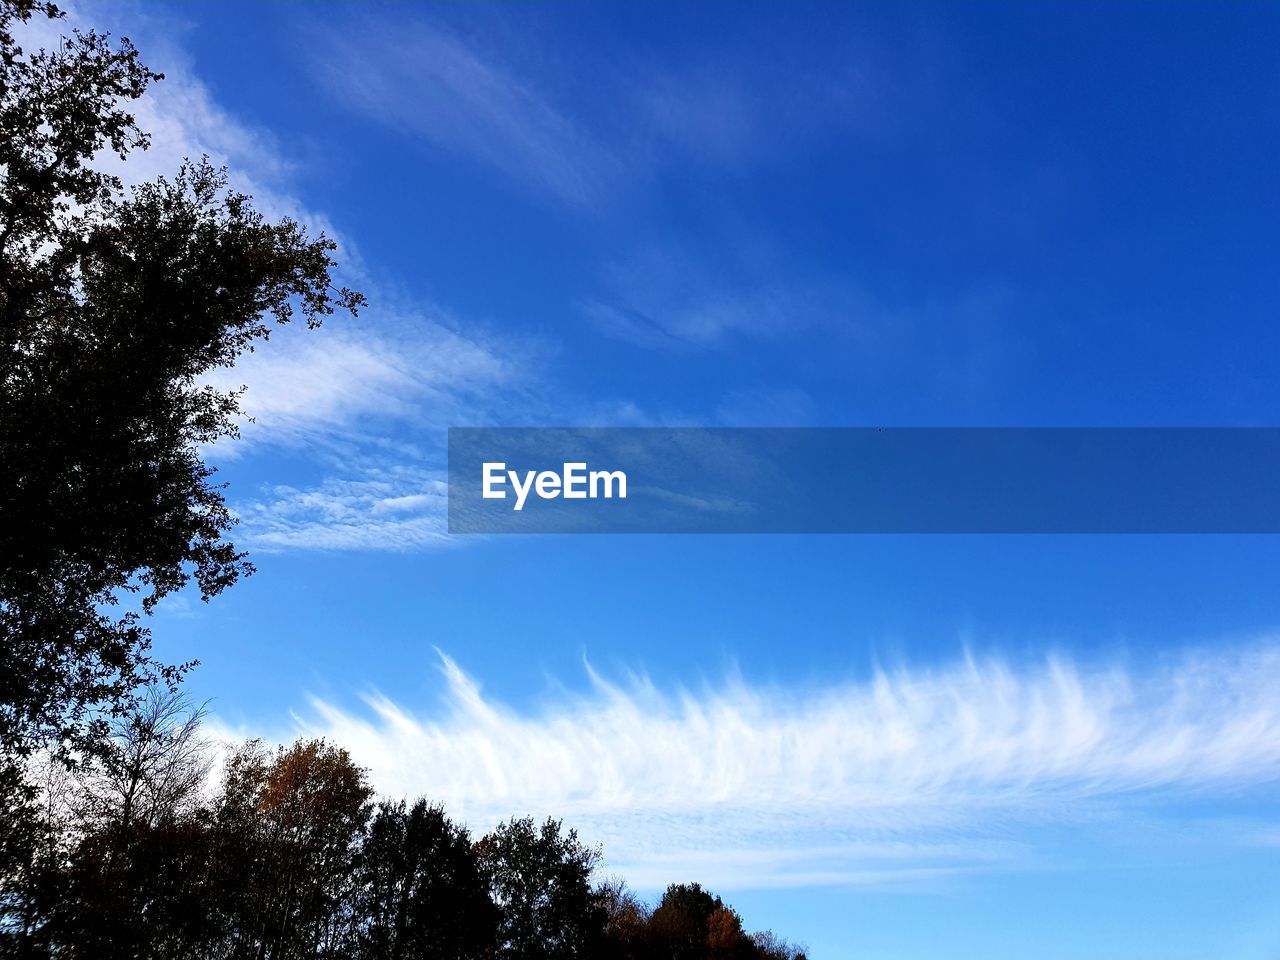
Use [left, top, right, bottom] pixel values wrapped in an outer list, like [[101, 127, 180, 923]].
[[211, 640, 1280, 891]]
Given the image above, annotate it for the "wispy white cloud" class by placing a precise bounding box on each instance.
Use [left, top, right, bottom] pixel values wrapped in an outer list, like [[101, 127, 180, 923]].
[[235, 471, 451, 553], [624, 49, 887, 175], [312, 20, 618, 209], [212, 333, 419, 438], [208, 306, 520, 451], [305, 13, 889, 212], [213, 641, 1280, 891], [583, 238, 1025, 427], [580, 284, 838, 348], [210, 297, 535, 551]]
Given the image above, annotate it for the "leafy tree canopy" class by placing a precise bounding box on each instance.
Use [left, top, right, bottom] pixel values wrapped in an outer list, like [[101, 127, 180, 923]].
[[479, 816, 606, 960], [0, 0, 363, 774]]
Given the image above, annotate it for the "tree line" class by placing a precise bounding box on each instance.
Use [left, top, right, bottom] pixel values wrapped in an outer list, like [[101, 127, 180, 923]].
[[1, 688, 806, 960]]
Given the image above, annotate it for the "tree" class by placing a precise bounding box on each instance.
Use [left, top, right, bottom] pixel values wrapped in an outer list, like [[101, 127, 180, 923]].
[[597, 879, 650, 959], [750, 931, 808, 960], [354, 798, 498, 960], [478, 817, 606, 960], [0, 0, 363, 782], [214, 739, 373, 960], [705, 907, 746, 959], [0, 752, 73, 955], [649, 883, 726, 960], [27, 815, 221, 960], [68, 685, 209, 833], [9, 688, 218, 959]]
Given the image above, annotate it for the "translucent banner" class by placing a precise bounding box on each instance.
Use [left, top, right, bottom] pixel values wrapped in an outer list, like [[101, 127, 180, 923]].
[[447, 428, 1280, 533]]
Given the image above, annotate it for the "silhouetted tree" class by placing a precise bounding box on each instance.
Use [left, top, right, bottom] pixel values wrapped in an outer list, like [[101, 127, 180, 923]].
[[750, 930, 809, 960], [478, 817, 606, 960], [69, 686, 209, 832], [8, 689, 216, 959], [0, 0, 363, 854], [597, 879, 651, 959], [28, 815, 220, 960], [354, 798, 498, 960], [214, 739, 373, 960], [0, 753, 71, 956], [650, 883, 726, 960]]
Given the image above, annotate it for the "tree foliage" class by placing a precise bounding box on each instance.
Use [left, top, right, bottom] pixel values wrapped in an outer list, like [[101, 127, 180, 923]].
[[214, 739, 373, 960], [479, 816, 606, 960], [354, 799, 497, 960], [0, 0, 363, 776], [1, 697, 808, 959]]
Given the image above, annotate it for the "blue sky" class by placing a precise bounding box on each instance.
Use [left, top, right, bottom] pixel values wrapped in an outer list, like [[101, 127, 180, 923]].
[[31, 2, 1280, 956]]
